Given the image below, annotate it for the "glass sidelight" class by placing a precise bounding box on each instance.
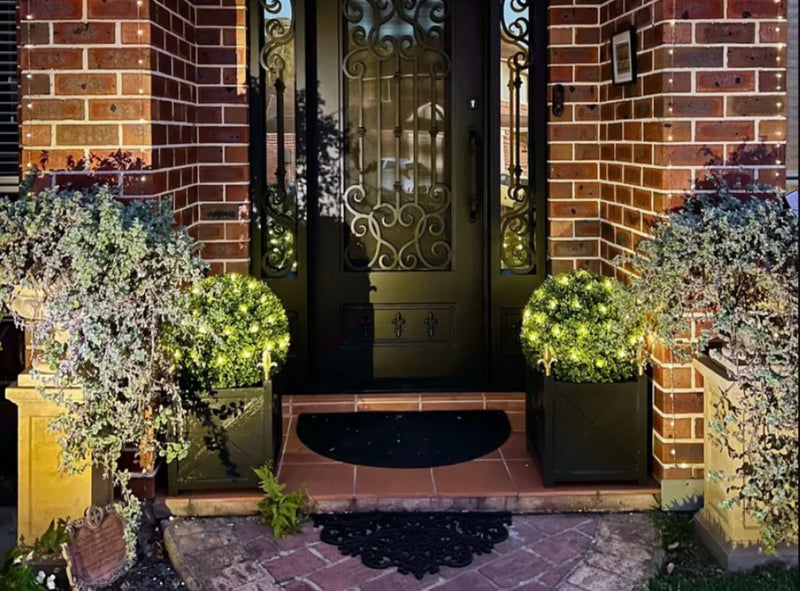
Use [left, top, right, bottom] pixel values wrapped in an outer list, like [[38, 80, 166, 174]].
[[256, 0, 298, 278], [499, 0, 535, 275]]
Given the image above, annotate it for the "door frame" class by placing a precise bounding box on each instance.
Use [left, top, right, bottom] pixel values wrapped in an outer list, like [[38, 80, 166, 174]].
[[247, 0, 549, 393]]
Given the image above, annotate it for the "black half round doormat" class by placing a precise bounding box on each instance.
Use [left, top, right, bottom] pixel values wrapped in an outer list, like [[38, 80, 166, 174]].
[[296, 410, 511, 468], [312, 512, 512, 579]]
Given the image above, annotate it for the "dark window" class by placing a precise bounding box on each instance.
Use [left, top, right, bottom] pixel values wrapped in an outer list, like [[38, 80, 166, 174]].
[[0, 0, 18, 196]]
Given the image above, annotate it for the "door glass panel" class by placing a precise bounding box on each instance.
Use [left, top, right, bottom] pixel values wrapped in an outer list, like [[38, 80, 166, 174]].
[[341, 0, 452, 271], [500, 0, 534, 274], [260, 0, 297, 277]]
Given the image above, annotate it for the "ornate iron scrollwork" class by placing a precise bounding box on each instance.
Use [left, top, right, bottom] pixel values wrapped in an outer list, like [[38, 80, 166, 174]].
[[500, 0, 535, 274], [258, 0, 298, 277], [341, 0, 453, 272]]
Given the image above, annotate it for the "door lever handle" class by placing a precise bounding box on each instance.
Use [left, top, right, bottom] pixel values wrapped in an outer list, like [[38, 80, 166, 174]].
[[468, 125, 481, 222]]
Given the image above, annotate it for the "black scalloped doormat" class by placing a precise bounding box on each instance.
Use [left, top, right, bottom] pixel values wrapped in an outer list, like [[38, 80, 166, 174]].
[[296, 410, 510, 468], [313, 512, 512, 579]]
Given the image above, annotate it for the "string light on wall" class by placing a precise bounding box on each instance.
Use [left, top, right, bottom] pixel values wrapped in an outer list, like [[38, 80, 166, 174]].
[[774, 0, 785, 179], [23, 0, 34, 177], [136, 0, 147, 187], [665, 0, 682, 473]]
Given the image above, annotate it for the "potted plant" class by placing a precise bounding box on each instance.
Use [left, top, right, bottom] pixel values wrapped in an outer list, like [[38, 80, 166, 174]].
[[167, 273, 290, 494], [519, 270, 650, 487], [0, 183, 206, 558], [626, 176, 798, 567]]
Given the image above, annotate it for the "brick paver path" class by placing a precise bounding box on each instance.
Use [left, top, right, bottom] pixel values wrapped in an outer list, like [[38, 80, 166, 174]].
[[163, 513, 663, 591]]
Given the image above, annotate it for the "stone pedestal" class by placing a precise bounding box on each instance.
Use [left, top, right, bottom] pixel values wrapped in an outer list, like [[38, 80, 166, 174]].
[[5, 372, 113, 543], [693, 356, 798, 572]]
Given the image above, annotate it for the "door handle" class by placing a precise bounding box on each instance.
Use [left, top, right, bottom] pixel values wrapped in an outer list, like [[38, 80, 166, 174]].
[[468, 125, 481, 222]]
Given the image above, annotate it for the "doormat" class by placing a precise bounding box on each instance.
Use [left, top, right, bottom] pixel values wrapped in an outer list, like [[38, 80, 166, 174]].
[[296, 410, 510, 468], [312, 512, 512, 579]]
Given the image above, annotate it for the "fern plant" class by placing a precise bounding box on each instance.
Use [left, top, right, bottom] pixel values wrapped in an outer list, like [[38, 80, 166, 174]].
[[253, 462, 308, 539]]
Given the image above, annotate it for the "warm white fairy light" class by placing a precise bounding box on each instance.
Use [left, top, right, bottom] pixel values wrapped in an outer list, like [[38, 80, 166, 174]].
[[665, 0, 680, 472], [23, 0, 33, 174]]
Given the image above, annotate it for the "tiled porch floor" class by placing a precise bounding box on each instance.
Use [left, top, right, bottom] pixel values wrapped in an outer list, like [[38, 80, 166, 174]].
[[274, 393, 659, 510], [164, 392, 660, 516]]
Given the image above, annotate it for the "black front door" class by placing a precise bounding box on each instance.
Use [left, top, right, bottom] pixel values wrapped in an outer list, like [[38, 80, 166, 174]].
[[249, 0, 547, 393], [310, 0, 485, 391]]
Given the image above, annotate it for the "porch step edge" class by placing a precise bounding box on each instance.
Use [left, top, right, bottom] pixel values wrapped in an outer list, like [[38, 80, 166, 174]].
[[160, 491, 659, 517]]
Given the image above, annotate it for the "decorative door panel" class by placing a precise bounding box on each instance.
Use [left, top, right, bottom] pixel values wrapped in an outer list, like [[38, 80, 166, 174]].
[[311, 0, 484, 391]]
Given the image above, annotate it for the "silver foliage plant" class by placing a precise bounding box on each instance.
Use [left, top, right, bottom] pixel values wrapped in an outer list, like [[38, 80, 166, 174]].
[[624, 175, 798, 552], [0, 184, 207, 558]]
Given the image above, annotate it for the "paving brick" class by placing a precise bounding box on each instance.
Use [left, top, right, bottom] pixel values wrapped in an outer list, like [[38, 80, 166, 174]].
[[478, 549, 550, 588], [359, 570, 444, 591], [430, 571, 499, 590], [536, 558, 581, 588], [567, 564, 634, 591], [306, 557, 374, 591], [262, 548, 326, 582]]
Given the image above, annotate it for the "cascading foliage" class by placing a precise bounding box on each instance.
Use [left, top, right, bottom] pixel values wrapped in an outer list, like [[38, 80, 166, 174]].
[[625, 177, 798, 553], [0, 184, 207, 560]]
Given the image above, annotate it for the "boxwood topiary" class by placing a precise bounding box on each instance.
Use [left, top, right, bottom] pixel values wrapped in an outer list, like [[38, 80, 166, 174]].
[[520, 270, 645, 383], [173, 273, 290, 389]]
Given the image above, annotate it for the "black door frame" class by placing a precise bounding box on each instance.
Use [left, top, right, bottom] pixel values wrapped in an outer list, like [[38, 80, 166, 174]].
[[248, 0, 549, 393]]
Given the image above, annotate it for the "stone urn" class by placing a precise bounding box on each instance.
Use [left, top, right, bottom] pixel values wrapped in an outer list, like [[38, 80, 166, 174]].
[[8, 285, 67, 373]]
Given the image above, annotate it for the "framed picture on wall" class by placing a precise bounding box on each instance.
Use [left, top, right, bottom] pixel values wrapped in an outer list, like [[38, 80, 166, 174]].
[[611, 28, 637, 85]]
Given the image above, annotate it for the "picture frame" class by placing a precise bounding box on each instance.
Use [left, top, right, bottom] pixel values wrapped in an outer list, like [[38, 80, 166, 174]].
[[611, 28, 637, 86]]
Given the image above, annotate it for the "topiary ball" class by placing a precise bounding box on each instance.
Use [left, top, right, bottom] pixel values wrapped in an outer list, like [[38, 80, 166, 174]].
[[175, 273, 290, 389], [520, 270, 644, 383]]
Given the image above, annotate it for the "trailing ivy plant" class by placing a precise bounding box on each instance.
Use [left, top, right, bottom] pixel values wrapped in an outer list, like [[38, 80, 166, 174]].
[[623, 175, 798, 552], [253, 462, 308, 539], [520, 270, 646, 383], [0, 184, 207, 559]]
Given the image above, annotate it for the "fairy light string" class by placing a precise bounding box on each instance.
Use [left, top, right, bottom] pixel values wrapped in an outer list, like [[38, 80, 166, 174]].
[[23, 0, 33, 180], [136, 0, 147, 190]]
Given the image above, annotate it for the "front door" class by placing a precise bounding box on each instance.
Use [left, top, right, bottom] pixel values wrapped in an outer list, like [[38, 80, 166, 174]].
[[249, 0, 547, 393], [311, 0, 484, 391]]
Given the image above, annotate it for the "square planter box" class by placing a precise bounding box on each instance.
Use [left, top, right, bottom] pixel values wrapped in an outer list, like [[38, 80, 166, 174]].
[[525, 369, 650, 487], [168, 382, 281, 495]]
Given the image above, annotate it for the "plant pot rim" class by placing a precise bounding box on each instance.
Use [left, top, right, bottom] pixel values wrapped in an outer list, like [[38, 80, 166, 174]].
[[528, 368, 644, 385]]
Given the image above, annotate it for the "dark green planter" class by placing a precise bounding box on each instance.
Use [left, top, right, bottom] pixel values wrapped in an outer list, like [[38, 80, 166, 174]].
[[525, 369, 650, 487], [168, 382, 281, 495]]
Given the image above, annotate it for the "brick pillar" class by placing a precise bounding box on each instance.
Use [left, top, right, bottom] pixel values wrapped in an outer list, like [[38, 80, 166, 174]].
[[547, 2, 602, 275], [194, 0, 250, 274]]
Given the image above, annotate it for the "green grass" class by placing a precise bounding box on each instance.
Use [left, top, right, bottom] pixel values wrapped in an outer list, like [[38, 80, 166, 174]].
[[645, 512, 798, 591]]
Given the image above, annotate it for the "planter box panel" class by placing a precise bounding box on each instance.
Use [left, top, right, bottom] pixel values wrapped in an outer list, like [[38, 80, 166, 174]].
[[168, 383, 280, 495], [526, 370, 649, 487]]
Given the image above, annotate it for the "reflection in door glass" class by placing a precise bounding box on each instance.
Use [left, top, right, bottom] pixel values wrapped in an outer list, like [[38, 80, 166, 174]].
[[341, 0, 452, 272], [259, 0, 298, 277], [500, 0, 534, 274]]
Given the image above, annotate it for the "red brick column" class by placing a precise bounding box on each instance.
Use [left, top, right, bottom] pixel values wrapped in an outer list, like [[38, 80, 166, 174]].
[[194, 0, 250, 274], [547, 1, 603, 275]]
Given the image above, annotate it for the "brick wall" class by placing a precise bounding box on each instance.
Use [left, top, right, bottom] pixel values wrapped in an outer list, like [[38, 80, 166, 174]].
[[194, 0, 249, 274], [18, 0, 251, 275], [547, 0, 603, 275], [149, 0, 197, 226], [19, 0, 152, 189]]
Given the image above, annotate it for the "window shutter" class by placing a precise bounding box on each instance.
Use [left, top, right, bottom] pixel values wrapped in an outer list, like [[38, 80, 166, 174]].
[[0, 0, 18, 195], [788, 0, 799, 186]]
